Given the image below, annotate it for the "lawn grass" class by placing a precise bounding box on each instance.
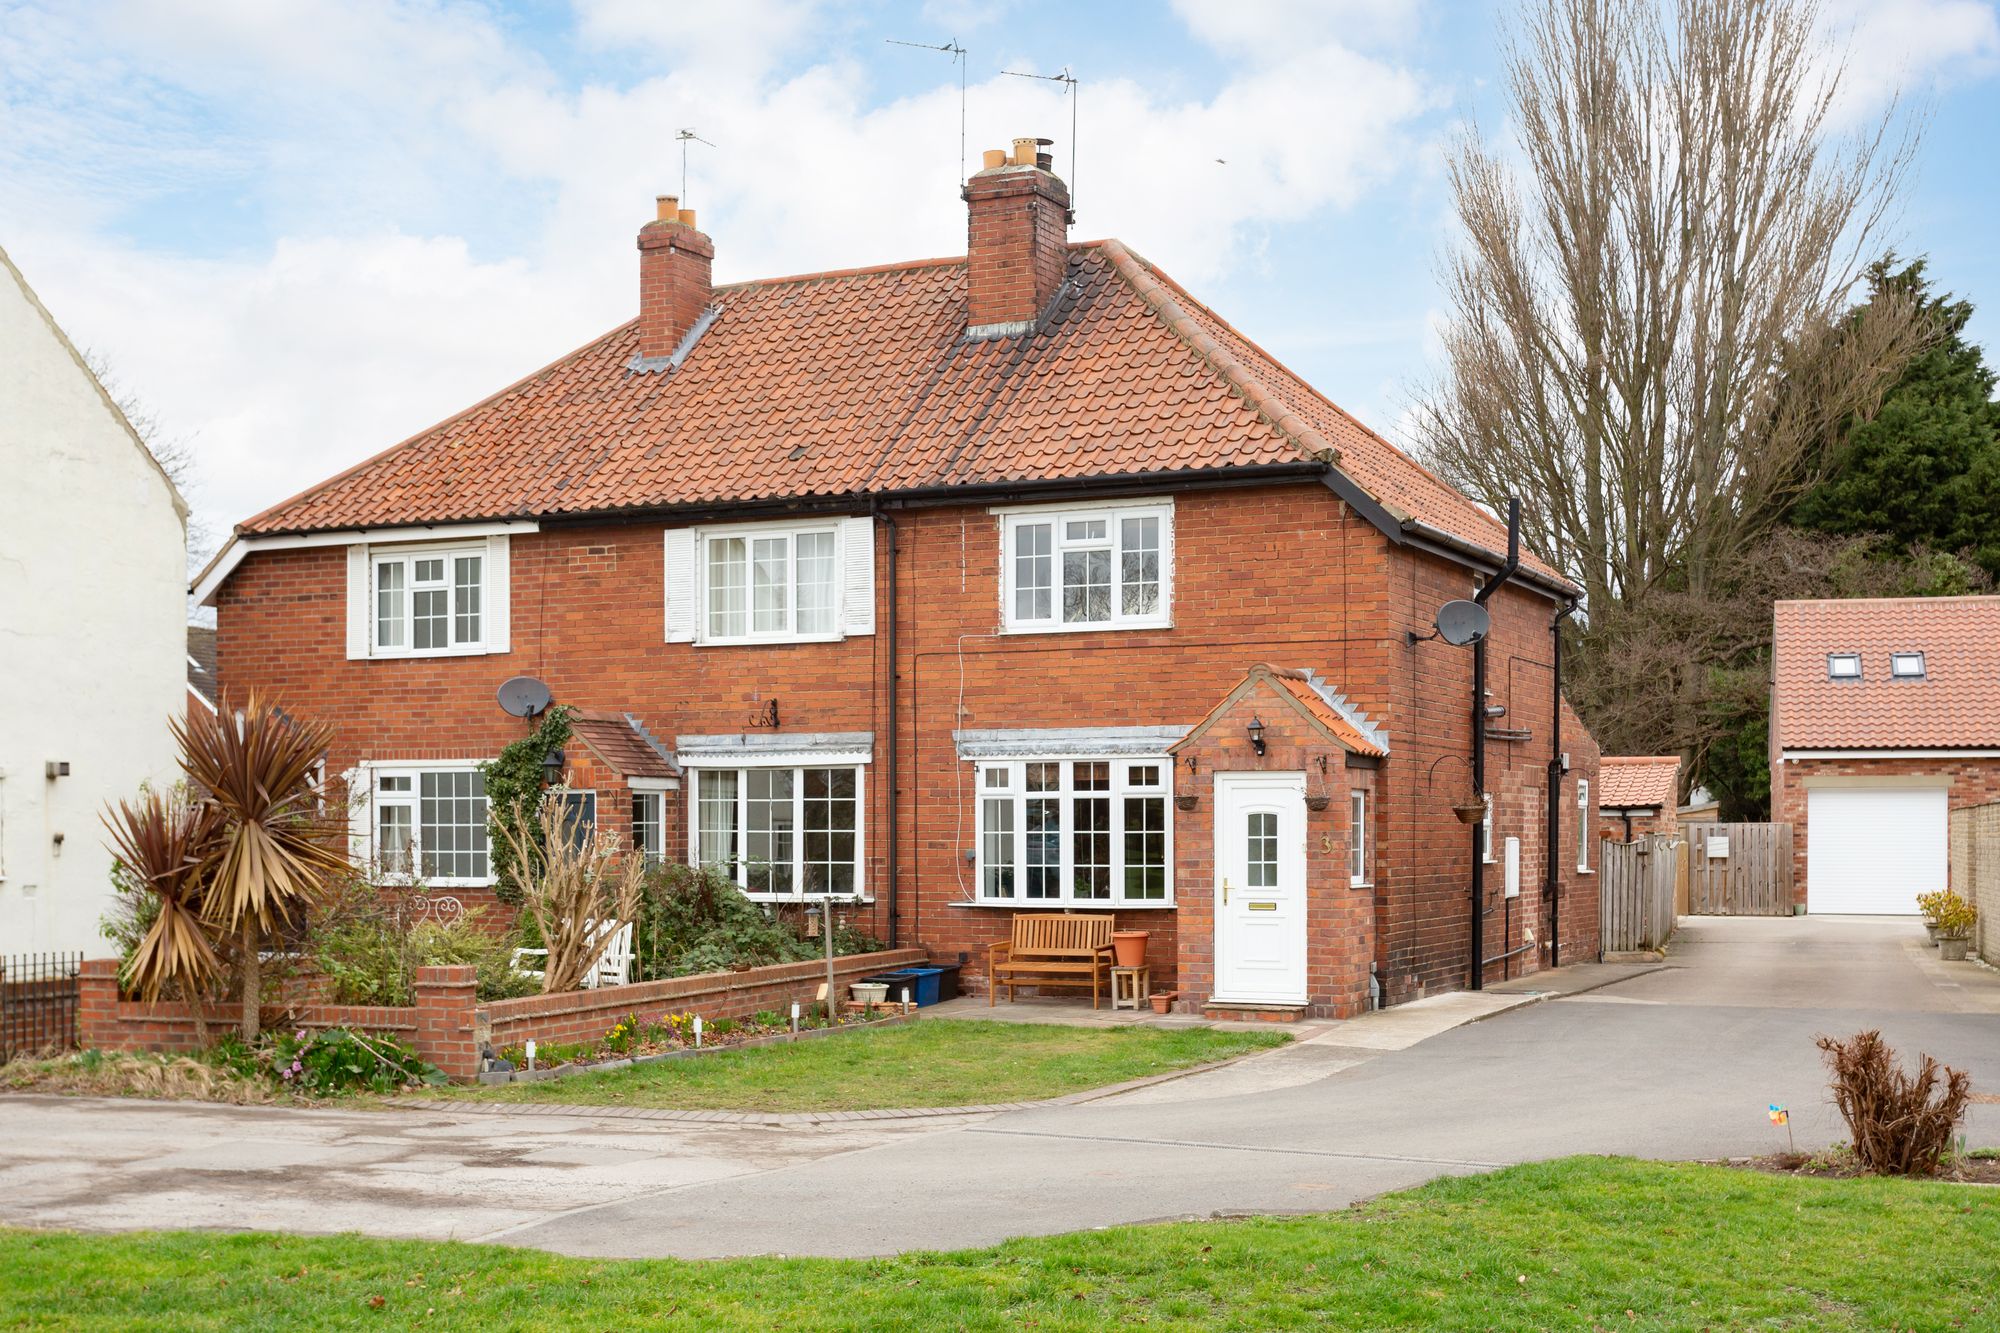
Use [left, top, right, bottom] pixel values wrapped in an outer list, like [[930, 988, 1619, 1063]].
[[3, 1158, 1993, 1329], [423, 1019, 1288, 1111]]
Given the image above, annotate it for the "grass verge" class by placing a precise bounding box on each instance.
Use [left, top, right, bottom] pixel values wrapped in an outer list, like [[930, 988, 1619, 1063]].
[[2, 1158, 1993, 1329], [420, 1019, 1288, 1111]]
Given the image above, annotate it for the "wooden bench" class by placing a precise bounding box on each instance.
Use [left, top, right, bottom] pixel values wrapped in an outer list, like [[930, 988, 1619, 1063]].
[[988, 913, 1117, 1009]]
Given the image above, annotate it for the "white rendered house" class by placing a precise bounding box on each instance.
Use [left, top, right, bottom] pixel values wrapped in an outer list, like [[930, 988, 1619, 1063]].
[[0, 246, 188, 954]]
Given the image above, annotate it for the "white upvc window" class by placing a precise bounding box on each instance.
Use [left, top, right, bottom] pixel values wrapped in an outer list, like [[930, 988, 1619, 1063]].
[[975, 758, 1172, 904], [364, 763, 492, 886], [689, 765, 865, 899], [1349, 789, 1370, 887], [702, 522, 841, 643], [371, 545, 486, 656], [999, 500, 1173, 633], [631, 789, 666, 867], [1481, 792, 1495, 863], [1576, 778, 1593, 872]]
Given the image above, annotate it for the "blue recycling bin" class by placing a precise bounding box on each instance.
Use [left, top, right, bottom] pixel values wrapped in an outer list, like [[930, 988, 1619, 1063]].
[[864, 966, 944, 1006]]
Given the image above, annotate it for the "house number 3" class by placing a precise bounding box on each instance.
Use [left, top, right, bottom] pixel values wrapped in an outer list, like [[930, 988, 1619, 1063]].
[[1318, 832, 1339, 854]]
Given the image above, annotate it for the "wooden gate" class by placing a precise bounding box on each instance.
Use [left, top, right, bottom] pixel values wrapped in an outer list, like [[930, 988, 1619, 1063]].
[[1683, 822, 1794, 915], [1601, 835, 1679, 952]]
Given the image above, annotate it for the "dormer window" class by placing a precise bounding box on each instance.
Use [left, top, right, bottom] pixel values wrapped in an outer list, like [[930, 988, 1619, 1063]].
[[1826, 654, 1861, 679], [1890, 652, 1926, 679]]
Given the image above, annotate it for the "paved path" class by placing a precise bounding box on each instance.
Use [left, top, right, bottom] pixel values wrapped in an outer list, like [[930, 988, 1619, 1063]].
[[2, 916, 1994, 1258]]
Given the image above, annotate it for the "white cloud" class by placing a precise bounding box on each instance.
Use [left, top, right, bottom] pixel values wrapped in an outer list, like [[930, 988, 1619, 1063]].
[[1170, 0, 1425, 55], [1823, 0, 2000, 123], [2, 0, 1439, 544]]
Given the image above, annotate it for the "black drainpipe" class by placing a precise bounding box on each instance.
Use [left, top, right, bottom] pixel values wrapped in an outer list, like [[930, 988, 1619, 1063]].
[[875, 505, 901, 948], [1547, 597, 1577, 968], [1469, 499, 1521, 991]]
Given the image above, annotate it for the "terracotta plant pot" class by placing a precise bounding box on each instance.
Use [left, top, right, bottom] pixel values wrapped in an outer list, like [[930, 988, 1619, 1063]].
[[1112, 930, 1149, 968], [1148, 991, 1175, 1015], [1940, 935, 1971, 962]]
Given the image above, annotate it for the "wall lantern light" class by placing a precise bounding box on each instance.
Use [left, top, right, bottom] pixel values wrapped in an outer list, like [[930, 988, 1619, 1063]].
[[1247, 717, 1267, 757], [542, 747, 567, 786]]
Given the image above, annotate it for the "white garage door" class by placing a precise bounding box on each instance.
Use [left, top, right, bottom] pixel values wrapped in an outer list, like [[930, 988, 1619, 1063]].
[[1806, 787, 1946, 915]]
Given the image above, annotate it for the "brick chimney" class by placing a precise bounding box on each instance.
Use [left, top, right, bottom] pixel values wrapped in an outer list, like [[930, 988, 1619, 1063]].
[[963, 136, 1072, 340], [635, 195, 714, 367]]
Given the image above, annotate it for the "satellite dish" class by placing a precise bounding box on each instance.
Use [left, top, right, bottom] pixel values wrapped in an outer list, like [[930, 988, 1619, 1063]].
[[497, 676, 553, 718], [1434, 600, 1491, 648]]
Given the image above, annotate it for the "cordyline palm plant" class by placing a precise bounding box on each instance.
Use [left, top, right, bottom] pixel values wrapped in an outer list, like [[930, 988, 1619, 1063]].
[[100, 788, 225, 1040], [174, 694, 350, 1039]]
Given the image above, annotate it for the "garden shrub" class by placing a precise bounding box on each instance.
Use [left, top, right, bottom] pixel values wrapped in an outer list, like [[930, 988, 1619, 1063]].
[[629, 864, 884, 980], [306, 879, 537, 1005], [1817, 1029, 1971, 1175], [267, 1027, 443, 1095]]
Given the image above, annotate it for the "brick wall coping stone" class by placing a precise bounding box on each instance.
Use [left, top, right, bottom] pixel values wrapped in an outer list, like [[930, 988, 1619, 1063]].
[[480, 948, 927, 1026], [468, 1011, 916, 1086]]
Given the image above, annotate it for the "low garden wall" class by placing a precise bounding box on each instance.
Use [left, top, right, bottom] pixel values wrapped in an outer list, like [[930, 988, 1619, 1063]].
[[77, 947, 928, 1081]]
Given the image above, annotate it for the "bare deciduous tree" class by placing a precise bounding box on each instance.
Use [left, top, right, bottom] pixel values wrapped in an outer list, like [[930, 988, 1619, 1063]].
[[1414, 0, 1929, 612]]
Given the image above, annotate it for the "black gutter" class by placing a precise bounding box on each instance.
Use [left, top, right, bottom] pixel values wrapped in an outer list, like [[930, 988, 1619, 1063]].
[[1469, 498, 1521, 992], [1547, 597, 1578, 968], [875, 503, 901, 948]]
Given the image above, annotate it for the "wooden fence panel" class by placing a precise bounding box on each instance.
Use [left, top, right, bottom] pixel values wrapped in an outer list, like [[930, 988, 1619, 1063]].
[[1683, 823, 1794, 916], [1601, 835, 1680, 952], [1949, 803, 2000, 963]]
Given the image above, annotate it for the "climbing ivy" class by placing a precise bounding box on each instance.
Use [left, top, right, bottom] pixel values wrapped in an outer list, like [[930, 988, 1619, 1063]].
[[480, 705, 573, 904]]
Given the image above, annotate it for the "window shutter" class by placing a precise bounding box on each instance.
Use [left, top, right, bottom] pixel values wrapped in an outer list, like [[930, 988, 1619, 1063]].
[[839, 515, 876, 636], [664, 528, 699, 642], [345, 545, 371, 660], [484, 534, 511, 652]]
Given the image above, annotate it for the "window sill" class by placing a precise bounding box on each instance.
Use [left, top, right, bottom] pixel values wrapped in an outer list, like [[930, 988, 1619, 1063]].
[[694, 633, 847, 649], [998, 619, 1174, 637], [741, 893, 875, 905], [366, 645, 497, 660], [952, 899, 1178, 910], [1576, 868, 1595, 876]]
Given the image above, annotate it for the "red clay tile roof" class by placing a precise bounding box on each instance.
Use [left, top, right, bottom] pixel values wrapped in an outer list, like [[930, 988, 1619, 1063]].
[[570, 709, 680, 781], [1598, 756, 1679, 809], [1773, 596, 2000, 750], [236, 239, 1566, 589]]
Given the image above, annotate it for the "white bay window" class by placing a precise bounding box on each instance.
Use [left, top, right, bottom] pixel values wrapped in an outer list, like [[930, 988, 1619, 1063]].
[[976, 758, 1171, 904], [999, 501, 1173, 632], [691, 765, 864, 898]]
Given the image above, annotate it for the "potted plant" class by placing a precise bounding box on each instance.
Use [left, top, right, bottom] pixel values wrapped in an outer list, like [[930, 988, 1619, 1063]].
[[1452, 792, 1486, 825], [1113, 929, 1149, 968], [1936, 893, 1977, 962], [1148, 990, 1176, 1015], [1917, 890, 1945, 945]]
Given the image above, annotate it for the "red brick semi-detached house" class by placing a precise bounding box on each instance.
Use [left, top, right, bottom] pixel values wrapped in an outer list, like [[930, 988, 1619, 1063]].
[[193, 136, 1604, 1019], [1771, 595, 2000, 914]]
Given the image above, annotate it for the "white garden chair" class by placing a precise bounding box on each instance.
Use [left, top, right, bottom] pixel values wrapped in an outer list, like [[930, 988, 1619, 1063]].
[[510, 918, 633, 989]]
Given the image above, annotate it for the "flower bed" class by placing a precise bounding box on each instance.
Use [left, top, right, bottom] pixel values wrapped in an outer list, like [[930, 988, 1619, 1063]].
[[479, 1008, 912, 1087]]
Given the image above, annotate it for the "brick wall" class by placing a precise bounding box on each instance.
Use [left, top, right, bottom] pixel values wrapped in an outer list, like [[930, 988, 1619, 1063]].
[[1601, 807, 1677, 842], [75, 949, 925, 1080], [1774, 754, 2000, 907], [215, 480, 1599, 1015]]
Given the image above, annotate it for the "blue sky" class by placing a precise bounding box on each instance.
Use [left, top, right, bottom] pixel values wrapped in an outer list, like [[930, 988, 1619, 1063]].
[[3, 0, 1997, 550]]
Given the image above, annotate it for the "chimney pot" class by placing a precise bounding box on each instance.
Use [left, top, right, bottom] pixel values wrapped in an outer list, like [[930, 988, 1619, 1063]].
[[1011, 137, 1039, 167], [656, 194, 678, 221], [981, 148, 1007, 171], [678, 207, 697, 228]]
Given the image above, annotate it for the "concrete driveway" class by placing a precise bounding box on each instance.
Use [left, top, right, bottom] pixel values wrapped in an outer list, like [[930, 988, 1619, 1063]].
[[2, 915, 1994, 1258]]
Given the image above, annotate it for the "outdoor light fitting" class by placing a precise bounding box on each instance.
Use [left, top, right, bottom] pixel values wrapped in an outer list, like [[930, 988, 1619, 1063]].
[[542, 748, 566, 785], [1247, 717, 1267, 756]]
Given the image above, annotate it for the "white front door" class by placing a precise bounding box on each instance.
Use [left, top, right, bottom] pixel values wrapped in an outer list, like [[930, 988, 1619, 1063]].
[[1214, 771, 1308, 1004], [1807, 786, 1945, 914]]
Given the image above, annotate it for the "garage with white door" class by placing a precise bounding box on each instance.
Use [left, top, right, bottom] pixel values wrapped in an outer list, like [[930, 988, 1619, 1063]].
[[1805, 786, 1946, 915]]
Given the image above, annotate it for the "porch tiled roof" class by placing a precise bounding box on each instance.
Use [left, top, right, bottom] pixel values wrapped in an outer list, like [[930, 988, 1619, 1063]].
[[1174, 664, 1390, 760], [1773, 595, 2000, 750], [570, 710, 681, 781], [234, 239, 1568, 588], [1598, 756, 1679, 809]]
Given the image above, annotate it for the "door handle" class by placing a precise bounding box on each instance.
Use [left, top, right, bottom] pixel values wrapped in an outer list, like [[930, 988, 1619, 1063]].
[[1223, 878, 1231, 906]]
